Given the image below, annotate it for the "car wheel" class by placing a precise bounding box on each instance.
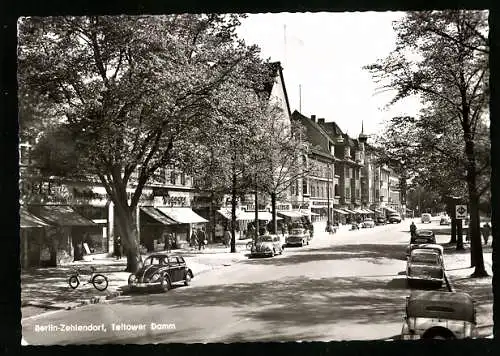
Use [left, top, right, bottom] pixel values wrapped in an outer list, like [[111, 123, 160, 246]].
[[184, 272, 191, 286], [161, 275, 171, 292]]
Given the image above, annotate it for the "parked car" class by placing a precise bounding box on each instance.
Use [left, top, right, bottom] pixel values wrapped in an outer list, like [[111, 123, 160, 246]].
[[388, 213, 402, 223], [401, 291, 477, 339], [251, 234, 284, 257], [440, 215, 451, 225], [361, 218, 375, 228], [406, 248, 445, 288], [128, 253, 193, 292], [286, 228, 310, 247], [375, 216, 387, 225], [421, 213, 432, 224], [406, 230, 437, 256]]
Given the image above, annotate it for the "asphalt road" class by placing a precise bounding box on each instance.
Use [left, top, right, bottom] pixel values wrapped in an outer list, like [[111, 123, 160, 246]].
[[21, 220, 455, 344]]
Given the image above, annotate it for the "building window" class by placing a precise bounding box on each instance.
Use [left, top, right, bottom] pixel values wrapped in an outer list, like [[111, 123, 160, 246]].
[[303, 178, 308, 195], [311, 185, 316, 197], [356, 189, 360, 199], [334, 184, 339, 196], [345, 187, 350, 199], [181, 173, 186, 185], [375, 189, 379, 200], [345, 167, 349, 178]]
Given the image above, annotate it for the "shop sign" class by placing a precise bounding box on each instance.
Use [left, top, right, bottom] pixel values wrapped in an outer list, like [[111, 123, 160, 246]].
[[277, 204, 291, 211]]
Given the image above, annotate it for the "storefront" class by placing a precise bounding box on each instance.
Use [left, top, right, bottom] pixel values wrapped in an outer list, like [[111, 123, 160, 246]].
[[155, 206, 208, 248], [24, 205, 97, 266], [20, 207, 51, 269], [139, 206, 177, 251]]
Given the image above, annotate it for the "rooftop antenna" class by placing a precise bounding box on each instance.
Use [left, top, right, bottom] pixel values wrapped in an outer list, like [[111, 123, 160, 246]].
[[299, 84, 302, 112]]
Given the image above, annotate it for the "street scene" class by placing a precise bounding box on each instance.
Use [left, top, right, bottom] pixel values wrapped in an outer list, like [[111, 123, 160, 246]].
[[18, 11, 491, 344], [22, 218, 493, 344]]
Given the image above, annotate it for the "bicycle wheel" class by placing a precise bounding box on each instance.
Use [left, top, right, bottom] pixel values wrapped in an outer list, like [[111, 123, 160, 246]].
[[92, 274, 108, 291], [68, 275, 79, 289]]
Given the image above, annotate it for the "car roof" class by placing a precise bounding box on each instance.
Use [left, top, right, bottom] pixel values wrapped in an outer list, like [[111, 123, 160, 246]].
[[411, 248, 439, 255], [407, 291, 474, 322], [147, 253, 183, 259], [413, 244, 444, 252], [416, 229, 434, 235]]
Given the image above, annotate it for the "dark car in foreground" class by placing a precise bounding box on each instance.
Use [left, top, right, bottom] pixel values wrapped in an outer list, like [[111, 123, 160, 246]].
[[401, 291, 477, 339], [128, 253, 193, 292]]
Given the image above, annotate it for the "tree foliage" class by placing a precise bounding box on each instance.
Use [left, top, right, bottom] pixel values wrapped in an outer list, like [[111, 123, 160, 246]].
[[365, 10, 489, 276], [18, 14, 264, 271]]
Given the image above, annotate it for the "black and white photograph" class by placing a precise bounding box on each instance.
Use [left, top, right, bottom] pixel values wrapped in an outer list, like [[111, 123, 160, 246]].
[[17, 10, 493, 345]]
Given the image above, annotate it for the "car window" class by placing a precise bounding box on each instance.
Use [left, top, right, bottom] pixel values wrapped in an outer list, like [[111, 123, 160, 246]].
[[169, 257, 179, 266], [411, 253, 439, 264], [291, 229, 303, 235], [177, 256, 185, 264], [144, 257, 161, 266]]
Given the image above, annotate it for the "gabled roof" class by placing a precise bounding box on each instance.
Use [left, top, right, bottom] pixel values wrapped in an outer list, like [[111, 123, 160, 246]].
[[260, 61, 292, 118]]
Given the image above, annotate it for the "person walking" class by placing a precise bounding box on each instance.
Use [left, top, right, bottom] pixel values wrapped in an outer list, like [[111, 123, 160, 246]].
[[190, 230, 197, 248], [198, 228, 206, 251], [114, 236, 122, 260], [482, 223, 491, 245], [410, 221, 417, 238], [164, 232, 172, 253], [224, 229, 231, 248]]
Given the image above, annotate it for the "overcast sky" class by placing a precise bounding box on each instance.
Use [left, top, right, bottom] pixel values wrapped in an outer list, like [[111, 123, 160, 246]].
[[236, 12, 422, 139]]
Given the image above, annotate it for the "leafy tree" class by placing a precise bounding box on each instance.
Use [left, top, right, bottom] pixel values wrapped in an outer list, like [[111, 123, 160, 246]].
[[18, 14, 261, 271], [256, 108, 315, 234], [365, 10, 489, 277]]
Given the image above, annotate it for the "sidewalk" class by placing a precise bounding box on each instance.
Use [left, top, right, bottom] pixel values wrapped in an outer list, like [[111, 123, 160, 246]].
[[21, 244, 251, 319]]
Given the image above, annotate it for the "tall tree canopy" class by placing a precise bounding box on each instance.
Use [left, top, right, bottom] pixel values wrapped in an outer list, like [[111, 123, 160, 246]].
[[18, 14, 264, 271], [365, 10, 489, 276]]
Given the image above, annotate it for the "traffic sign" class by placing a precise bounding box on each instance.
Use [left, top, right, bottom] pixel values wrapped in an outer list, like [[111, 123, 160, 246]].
[[456, 205, 467, 219]]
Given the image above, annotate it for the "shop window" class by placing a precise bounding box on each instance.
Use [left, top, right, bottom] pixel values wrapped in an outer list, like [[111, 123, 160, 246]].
[[345, 187, 351, 199], [170, 170, 176, 185], [334, 184, 339, 196], [181, 173, 186, 185]]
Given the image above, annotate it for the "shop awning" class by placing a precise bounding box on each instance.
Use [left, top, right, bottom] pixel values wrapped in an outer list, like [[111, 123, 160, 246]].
[[354, 209, 365, 214], [308, 211, 320, 216], [374, 208, 383, 214], [343, 208, 357, 214], [156, 207, 208, 224], [250, 211, 282, 221], [28, 205, 96, 226], [141, 207, 177, 225], [333, 208, 348, 215], [20, 207, 51, 228], [217, 209, 251, 221], [385, 207, 397, 213], [363, 209, 375, 214], [277, 211, 304, 218]]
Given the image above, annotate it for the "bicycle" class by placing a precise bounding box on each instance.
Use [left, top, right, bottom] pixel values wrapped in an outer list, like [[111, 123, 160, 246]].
[[68, 266, 109, 291]]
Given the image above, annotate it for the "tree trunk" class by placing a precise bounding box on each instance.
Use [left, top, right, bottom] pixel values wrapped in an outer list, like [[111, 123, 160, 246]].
[[271, 192, 277, 235], [255, 191, 259, 242], [114, 203, 141, 272], [450, 218, 457, 244], [230, 172, 237, 253], [456, 218, 464, 250], [465, 137, 487, 277]]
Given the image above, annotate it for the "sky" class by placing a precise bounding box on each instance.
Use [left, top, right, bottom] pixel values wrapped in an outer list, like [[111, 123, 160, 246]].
[[236, 12, 422, 139]]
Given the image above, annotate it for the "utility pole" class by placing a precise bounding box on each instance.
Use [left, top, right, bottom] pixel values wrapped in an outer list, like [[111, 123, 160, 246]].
[[327, 163, 331, 224]]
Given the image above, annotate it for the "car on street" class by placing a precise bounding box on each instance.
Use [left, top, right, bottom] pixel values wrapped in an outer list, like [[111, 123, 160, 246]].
[[128, 253, 193, 292], [440, 215, 451, 225], [406, 248, 445, 288], [401, 290, 477, 339], [361, 218, 375, 228], [406, 230, 438, 256], [251, 234, 284, 257], [375, 216, 387, 225], [388, 213, 402, 223], [421, 213, 432, 224], [286, 228, 310, 247]]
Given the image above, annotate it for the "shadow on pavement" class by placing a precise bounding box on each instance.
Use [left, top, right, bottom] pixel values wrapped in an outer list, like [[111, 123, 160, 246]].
[[242, 243, 407, 266], [113, 275, 409, 328]]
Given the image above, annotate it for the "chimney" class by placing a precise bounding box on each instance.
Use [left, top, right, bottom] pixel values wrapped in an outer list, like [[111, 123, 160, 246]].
[[311, 115, 316, 122], [318, 118, 325, 124]]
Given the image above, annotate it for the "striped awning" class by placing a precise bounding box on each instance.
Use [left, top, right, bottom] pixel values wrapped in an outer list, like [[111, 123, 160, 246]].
[[141, 207, 177, 225], [157, 207, 208, 224]]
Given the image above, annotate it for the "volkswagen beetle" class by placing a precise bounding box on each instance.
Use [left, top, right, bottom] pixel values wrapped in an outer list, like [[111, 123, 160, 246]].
[[286, 228, 310, 247], [128, 253, 193, 292], [251, 235, 283, 257], [406, 248, 444, 288]]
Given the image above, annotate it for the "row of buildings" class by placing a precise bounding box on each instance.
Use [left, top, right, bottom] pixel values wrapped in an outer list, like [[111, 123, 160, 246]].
[[19, 62, 404, 268]]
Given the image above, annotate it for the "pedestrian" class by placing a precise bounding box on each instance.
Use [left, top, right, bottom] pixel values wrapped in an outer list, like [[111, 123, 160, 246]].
[[198, 228, 206, 251], [164, 232, 172, 253], [410, 221, 417, 238], [224, 229, 231, 247], [190, 230, 197, 248], [482, 223, 491, 245], [114, 236, 122, 260]]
